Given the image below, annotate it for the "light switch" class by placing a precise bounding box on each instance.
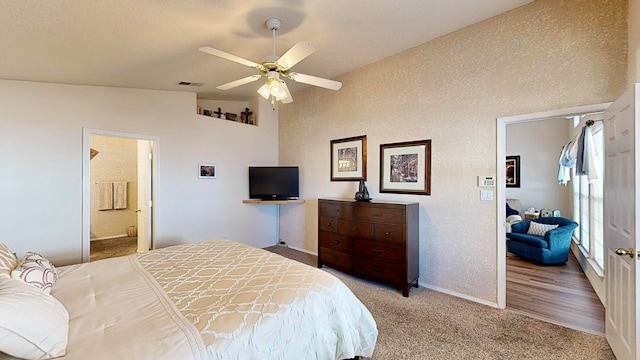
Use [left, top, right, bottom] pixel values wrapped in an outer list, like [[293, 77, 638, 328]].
[[480, 190, 494, 201]]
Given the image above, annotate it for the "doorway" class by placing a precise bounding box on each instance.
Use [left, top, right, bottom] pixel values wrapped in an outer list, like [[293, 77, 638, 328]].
[[82, 128, 158, 263], [496, 103, 611, 332]]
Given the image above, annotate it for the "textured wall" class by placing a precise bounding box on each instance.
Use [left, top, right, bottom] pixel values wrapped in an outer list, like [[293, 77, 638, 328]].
[[278, 0, 627, 303], [90, 135, 138, 239]]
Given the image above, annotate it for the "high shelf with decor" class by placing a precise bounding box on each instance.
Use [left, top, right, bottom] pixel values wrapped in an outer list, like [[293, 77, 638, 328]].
[[317, 198, 419, 297]]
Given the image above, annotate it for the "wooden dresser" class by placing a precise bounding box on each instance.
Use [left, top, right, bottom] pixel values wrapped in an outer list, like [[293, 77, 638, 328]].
[[317, 198, 419, 297]]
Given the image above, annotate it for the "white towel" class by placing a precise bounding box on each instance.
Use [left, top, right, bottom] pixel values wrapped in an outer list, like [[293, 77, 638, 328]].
[[113, 181, 128, 210], [97, 182, 113, 210]]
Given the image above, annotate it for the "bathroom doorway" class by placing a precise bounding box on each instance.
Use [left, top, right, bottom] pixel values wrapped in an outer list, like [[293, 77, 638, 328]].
[[82, 128, 157, 262]]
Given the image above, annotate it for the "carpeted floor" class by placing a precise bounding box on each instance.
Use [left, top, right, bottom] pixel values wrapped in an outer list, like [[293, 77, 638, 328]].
[[90, 236, 138, 261], [264, 245, 615, 360]]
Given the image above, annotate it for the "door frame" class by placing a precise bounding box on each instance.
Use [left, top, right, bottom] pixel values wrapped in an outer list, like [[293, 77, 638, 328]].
[[82, 128, 159, 263], [496, 102, 611, 308]]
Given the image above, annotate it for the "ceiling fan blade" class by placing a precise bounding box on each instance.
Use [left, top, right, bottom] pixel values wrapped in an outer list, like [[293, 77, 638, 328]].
[[216, 75, 262, 90], [199, 46, 265, 71], [281, 81, 293, 104], [277, 42, 316, 69], [288, 73, 342, 91]]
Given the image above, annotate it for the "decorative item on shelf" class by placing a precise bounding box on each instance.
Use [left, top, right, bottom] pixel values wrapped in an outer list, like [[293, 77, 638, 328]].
[[241, 108, 253, 124], [203, 109, 211, 116], [552, 209, 561, 217], [249, 113, 256, 125], [354, 179, 372, 201], [213, 108, 223, 118], [197, 106, 203, 115], [226, 112, 237, 121]]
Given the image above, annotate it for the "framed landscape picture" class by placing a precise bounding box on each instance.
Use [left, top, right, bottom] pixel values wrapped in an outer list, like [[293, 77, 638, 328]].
[[380, 139, 431, 195], [331, 135, 367, 181]]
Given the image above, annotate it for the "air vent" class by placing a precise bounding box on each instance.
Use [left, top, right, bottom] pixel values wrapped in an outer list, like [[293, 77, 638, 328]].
[[178, 81, 204, 87]]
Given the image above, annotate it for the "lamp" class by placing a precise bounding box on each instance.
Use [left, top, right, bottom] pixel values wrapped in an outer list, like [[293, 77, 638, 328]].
[[257, 71, 291, 108]]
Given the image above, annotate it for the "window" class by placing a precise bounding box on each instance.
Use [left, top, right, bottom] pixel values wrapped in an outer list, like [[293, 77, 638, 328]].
[[572, 119, 604, 270]]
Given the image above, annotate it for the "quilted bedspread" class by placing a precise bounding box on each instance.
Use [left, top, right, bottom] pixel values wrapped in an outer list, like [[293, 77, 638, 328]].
[[48, 239, 378, 360]]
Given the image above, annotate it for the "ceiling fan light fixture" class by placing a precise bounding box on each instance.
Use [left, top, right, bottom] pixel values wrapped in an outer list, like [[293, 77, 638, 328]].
[[257, 78, 288, 102]]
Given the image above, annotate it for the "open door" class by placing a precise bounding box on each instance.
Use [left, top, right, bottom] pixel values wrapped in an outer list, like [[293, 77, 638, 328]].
[[137, 140, 152, 253], [604, 83, 640, 359]]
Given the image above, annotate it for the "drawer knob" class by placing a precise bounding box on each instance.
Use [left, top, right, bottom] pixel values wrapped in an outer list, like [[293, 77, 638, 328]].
[[372, 249, 382, 254], [334, 209, 340, 212], [333, 256, 339, 261], [350, 227, 358, 231], [332, 240, 339, 244], [385, 231, 391, 236], [372, 267, 382, 272], [326, 222, 332, 226]]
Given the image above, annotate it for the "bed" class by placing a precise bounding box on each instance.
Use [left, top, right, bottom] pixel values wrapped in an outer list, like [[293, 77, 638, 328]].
[[0, 239, 378, 360]]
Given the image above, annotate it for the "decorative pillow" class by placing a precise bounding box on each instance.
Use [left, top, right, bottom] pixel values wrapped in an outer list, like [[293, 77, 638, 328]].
[[0, 241, 18, 280], [0, 278, 69, 359], [527, 222, 559, 237], [11, 252, 58, 294]]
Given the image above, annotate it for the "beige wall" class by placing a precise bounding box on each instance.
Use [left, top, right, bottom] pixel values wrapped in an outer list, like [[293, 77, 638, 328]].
[[90, 135, 138, 239], [278, 0, 627, 303], [506, 118, 572, 217]]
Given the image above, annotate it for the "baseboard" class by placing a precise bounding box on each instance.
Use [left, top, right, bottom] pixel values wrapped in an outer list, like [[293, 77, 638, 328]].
[[419, 281, 499, 308], [286, 244, 318, 257], [90, 234, 128, 241]]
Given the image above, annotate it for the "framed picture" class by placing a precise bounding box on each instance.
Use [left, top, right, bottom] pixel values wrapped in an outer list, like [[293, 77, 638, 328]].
[[331, 135, 367, 181], [199, 163, 216, 179], [506, 155, 520, 188], [380, 139, 431, 195]]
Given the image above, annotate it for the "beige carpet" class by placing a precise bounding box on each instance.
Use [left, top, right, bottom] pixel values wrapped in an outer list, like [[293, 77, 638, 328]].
[[265, 245, 615, 360], [90, 236, 137, 261]]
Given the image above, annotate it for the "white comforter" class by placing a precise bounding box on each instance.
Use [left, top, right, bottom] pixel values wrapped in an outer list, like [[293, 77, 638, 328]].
[[49, 239, 377, 359]]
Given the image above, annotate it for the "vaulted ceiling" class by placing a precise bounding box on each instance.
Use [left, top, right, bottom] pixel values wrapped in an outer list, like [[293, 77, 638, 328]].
[[0, 0, 532, 100]]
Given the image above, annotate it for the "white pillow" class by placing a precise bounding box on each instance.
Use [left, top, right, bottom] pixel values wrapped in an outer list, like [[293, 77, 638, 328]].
[[527, 222, 559, 237], [11, 252, 58, 294], [0, 242, 18, 280], [0, 278, 69, 359]]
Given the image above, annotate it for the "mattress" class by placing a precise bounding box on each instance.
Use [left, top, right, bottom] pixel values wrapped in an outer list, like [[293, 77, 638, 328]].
[[17, 239, 378, 359]]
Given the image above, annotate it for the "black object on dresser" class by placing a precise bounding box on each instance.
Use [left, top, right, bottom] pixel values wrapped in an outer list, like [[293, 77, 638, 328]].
[[317, 198, 419, 297]]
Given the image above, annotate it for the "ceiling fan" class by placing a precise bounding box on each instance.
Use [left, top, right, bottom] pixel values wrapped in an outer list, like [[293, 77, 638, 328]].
[[199, 18, 342, 107]]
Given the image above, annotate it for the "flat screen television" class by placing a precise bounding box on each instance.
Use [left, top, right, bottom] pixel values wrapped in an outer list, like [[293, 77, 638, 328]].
[[249, 166, 300, 200]]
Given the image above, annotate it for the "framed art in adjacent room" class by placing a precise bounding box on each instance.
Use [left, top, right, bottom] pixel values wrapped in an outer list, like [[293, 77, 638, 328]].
[[199, 163, 217, 179], [506, 155, 520, 188], [331, 135, 367, 181], [380, 139, 431, 195]]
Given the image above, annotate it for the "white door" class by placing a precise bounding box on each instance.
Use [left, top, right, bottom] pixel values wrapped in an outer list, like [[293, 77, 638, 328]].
[[605, 83, 639, 360], [136, 140, 152, 253]]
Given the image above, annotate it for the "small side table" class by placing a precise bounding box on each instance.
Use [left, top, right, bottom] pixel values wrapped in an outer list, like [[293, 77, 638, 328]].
[[524, 211, 540, 220]]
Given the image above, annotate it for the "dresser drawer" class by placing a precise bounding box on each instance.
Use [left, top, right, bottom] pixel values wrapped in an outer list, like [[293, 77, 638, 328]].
[[354, 207, 404, 224], [319, 202, 353, 219], [373, 224, 404, 245], [354, 239, 401, 264], [354, 257, 401, 283], [319, 231, 353, 254], [319, 216, 338, 233], [338, 220, 372, 239], [320, 247, 353, 271]]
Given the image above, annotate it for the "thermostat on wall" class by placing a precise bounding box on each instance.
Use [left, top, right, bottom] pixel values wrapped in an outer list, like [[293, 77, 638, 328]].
[[478, 176, 496, 187]]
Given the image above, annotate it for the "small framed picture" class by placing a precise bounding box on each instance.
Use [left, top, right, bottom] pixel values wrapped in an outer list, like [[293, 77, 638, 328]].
[[330, 135, 367, 181], [506, 155, 520, 188], [199, 163, 216, 179], [380, 139, 431, 195]]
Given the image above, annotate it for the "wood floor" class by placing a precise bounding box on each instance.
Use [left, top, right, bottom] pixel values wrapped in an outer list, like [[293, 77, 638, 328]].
[[507, 251, 605, 335]]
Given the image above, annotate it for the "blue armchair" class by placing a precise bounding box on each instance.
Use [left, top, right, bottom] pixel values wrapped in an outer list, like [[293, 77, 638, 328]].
[[506, 217, 579, 265]]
